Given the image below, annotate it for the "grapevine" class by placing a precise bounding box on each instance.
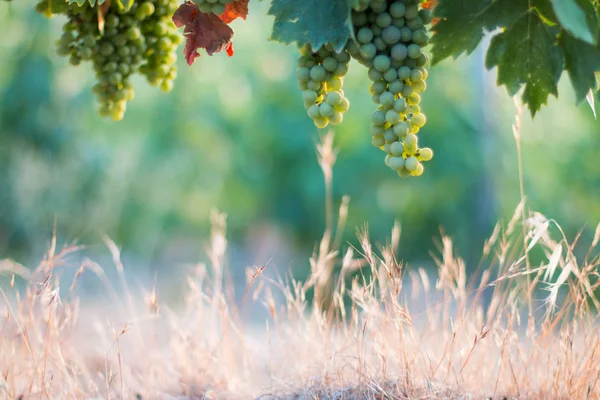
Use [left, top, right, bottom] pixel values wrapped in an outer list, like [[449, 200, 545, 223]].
[[294, 0, 434, 178], [23, 0, 600, 177], [35, 0, 181, 121]]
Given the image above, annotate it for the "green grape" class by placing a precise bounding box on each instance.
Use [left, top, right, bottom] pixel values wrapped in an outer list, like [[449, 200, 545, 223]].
[[307, 104, 320, 119], [375, 12, 392, 28], [389, 80, 404, 94], [391, 43, 408, 61], [383, 129, 397, 143], [379, 92, 395, 108], [385, 110, 401, 124], [372, 134, 385, 148], [407, 43, 421, 59], [314, 117, 329, 129], [397, 65, 411, 79], [310, 65, 327, 82], [393, 121, 408, 137], [319, 103, 334, 118], [410, 162, 424, 176], [373, 55, 391, 72], [390, 141, 404, 156], [387, 156, 405, 171], [330, 111, 344, 125], [382, 25, 401, 45], [405, 156, 419, 172], [393, 98, 407, 113], [403, 133, 418, 153], [410, 113, 426, 127], [389, 2, 406, 18], [383, 68, 398, 82], [368, 68, 384, 81], [326, 91, 343, 105], [372, 109, 386, 125], [417, 147, 433, 161], [357, 27, 374, 44]]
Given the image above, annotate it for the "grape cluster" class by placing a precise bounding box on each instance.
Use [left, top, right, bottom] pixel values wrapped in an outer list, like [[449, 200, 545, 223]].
[[296, 43, 351, 129], [192, 0, 234, 15], [348, 0, 434, 177], [36, 0, 181, 120]]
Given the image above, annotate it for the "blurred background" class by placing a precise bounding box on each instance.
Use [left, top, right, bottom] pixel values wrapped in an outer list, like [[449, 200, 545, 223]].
[[0, 1, 599, 291]]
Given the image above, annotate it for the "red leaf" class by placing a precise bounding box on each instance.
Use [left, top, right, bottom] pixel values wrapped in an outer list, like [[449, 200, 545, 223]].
[[226, 42, 234, 57], [173, 2, 234, 66], [219, 0, 249, 24]]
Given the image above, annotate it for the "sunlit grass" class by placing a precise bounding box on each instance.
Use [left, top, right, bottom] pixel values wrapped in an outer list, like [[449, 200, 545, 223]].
[[2, 126, 600, 399]]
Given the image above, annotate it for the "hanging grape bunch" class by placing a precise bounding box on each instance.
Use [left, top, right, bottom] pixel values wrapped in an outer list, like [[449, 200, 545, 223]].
[[36, 0, 181, 121], [294, 0, 433, 178], [296, 44, 352, 129]]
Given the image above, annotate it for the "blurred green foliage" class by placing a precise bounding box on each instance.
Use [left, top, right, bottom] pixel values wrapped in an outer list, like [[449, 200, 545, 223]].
[[0, 1, 599, 273]]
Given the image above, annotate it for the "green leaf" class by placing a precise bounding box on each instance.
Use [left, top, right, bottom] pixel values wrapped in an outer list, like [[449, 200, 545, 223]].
[[559, 33, 600, 103], [430, 0, 528, 65], [550, 0, 597, 44], [486, 11, 563, 116], [268, 0, 352, 52]]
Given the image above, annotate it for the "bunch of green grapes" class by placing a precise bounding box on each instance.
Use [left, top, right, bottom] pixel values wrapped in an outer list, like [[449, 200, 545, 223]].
[[348, 0, 433, 177], [36, 0, 181, 121], [296, 43, 351, 129], [192, 0, 234, 15], [138, 0, 181, 93]]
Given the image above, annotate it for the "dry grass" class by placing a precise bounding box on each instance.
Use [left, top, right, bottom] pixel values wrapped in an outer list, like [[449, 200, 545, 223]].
[[2, 126, 600, 399]]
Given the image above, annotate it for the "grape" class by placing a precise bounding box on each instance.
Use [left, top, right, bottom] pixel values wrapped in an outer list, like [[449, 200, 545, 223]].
[[393, 121, 408, 137], [373, 55, 391, 72], [310, 65, 327, 82], [410, 113, 427, 128], [319, 103, 334, 118], [417, 147, 433, 161], [391, 44, 408, 61], [379, 92, 395, 108], [372, 109, 386, 125], [385, 110, 401, 124], [404, 156, 420, 172], [388, 80, 404, 94], [407, 43, 421, 59], [372, 135, 385, 148], [387, 156, 405, 171], [390, 141, 404, 156], [382, 25, 401, 44], [389, 2, 406, 18], [330, 112, 344, 125], [357, 27, 374, 44], [375, 12, 392, 28], [403, 133, 418, 153]]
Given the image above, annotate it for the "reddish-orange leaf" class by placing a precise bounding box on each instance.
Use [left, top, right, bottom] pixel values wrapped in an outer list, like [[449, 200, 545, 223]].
[[219, 0, 249, 24], [226, 42, 234, 57], [173, 2, 234, 65]]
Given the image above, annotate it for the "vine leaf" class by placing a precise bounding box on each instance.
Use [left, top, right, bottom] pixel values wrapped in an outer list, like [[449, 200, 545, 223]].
[[219, 0, 249, 24], [560, 33, 600, 104], [268, 0, 352, 52], [550, 0, 596, 44], [173, 2, 234, 66], [430, 0, 527, 64], [486, 11, 563, 116]]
